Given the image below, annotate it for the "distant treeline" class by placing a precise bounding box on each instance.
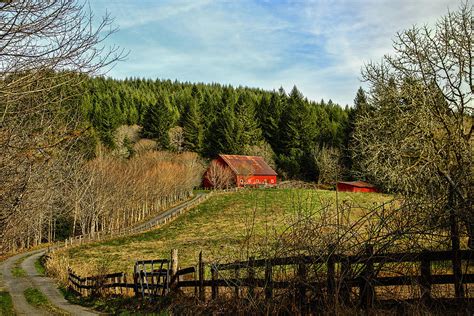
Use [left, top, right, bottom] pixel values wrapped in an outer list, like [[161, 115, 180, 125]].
[[82, 77, 355, 181]]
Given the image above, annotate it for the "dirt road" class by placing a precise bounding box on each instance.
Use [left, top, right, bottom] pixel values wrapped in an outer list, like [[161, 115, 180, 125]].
[[0, 193, 209, 315]]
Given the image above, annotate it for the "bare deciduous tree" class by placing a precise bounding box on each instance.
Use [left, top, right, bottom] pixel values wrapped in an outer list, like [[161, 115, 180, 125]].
[[205, 160, 234, 189], [354, 1, 472, 237], [66, 151, 205, 237], [352, 1, 472, 296], [168, 126, 185, 153], [313, 145, 343, 185], [0, 0, 124, 253]]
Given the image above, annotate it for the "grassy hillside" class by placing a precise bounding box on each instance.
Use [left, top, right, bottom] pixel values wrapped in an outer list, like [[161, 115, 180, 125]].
[[61, 189, 392, 275]]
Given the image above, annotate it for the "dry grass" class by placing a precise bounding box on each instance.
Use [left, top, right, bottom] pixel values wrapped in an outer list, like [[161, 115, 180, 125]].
[[54, 188, 391, 277]]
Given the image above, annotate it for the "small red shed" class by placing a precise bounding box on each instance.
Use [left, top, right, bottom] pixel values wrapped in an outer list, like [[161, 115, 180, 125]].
[[204, 154, 277, 188], [336, 181, 378, 193]]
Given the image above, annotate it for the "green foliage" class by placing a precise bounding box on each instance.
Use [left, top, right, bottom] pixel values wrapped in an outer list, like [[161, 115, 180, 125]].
[[182, 97, 203, 152], [0, 291, 14, 316], [277, 86, 320, 179], [23, 288, 67, 315], [142, 95, 179, 149], [258, 93, 282, 146], [12, 256, 27, 277], [35, 256, 46, 276], [344, 87, 370, 178], [235, 92, 262, 146], [65, 189, 391, 272], [78, 77, 350, 181], [11, 266, 26, 278], [24, 288, 48, 307]]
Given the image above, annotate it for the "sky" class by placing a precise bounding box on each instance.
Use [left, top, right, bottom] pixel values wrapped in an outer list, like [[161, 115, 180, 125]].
[[91, 0, 458, 106]]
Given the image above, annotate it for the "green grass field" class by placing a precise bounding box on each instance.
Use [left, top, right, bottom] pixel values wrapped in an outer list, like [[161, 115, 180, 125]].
[[11, 256, 27, 278], [23, 288, 69, 315], [60, 189, 391, 276], [34, 256, 46, 276], [0, 291, 15, 316]]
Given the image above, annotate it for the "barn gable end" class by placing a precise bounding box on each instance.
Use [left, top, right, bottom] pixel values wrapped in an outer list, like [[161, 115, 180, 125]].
[[204, 154, 277, 188]]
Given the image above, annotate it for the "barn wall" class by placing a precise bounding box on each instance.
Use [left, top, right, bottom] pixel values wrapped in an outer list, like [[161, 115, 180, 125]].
[[236, 175, 277, 187], [204, 156, 278, 188], [336, 183, 353, 192], [353, 187, 378, 193], [337, 183, 378, 193]]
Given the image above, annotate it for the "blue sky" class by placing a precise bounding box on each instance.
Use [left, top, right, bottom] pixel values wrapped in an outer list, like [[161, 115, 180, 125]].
[[91, 0, 457, 106]]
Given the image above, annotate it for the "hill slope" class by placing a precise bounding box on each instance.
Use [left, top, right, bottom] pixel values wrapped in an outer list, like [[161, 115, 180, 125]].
[[59, 189, 391, 275]]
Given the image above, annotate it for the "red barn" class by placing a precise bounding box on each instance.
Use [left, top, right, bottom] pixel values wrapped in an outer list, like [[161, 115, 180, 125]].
[[203, 154, 277, 188], [336, 181, 378, 193]]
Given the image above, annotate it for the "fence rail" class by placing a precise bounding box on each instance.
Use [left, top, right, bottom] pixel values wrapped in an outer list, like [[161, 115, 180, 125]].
[[67, 247, 473, 310], [197, 247, 474, 308], [68, 268, 134, 296], [64, 193, 210, 248]]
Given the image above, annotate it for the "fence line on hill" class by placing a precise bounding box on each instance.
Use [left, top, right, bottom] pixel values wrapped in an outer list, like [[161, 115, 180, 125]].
[[62, 192, 211, 248]]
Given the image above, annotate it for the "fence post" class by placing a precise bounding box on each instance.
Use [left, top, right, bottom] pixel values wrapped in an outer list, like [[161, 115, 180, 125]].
[[234, 267, 240, 299], [327, 245, 336, 306], [199, 251, 205, 301], [339, 258, 351, 306], [360, 244, 374, 310], [67, 268, 71, 291], [248, 257, 255, 299], [298, 262, 308, 312], [122, 273, 126, 296], [265, 260, 273, 301], [420, 251, 432, 303], [86, 278, 90, 297], [171, 249, 178, 279], [211, 265, 218, 300], [133, 263, 139, 298], [80, 275, 83, 296], [449, 189, 465, 299]]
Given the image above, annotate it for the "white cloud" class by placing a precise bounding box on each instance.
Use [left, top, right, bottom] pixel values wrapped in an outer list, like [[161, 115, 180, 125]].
[[103, 0, 213, 29], [286, 0, 458, 104], [97, 0, 459, 105]]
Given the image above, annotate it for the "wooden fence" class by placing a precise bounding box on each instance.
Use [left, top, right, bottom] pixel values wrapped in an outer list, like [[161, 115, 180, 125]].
[[67, 266, 196, 297], [175, 247, 474, 309], [68, 247, 473, 310], [63, 193, 211, 248], [68, 268, 134, 297]]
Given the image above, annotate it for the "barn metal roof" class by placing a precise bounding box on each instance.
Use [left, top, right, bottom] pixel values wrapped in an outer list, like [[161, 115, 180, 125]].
[[219, 154, 277, 176], [337, 181, 376, 188]]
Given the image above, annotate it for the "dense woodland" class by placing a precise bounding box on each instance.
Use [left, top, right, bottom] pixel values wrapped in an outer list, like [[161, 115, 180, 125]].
[[80, 77, 353, 181]]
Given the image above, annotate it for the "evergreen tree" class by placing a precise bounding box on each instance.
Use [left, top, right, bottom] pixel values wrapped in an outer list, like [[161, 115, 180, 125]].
[[217, 105, 243, 154], [347, 87, 371, 179], [353, 87, 370, 115], [258, 92, 282, 150], [235, 93, 262, 148], [205, 88, 242, 155], [276, 86, 320, 179], [142, 94, 178, 149], [182, 97, 203, 152], [77, 76, 351, 181], [279, 86, 305, 153]]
